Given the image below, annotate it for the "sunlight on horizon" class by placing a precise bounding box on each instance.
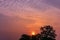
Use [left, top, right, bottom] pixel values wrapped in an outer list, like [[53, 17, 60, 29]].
[[31, 31, 36, 35]]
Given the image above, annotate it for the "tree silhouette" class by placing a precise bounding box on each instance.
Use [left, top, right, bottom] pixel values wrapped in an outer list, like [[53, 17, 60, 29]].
[[19, 25, 57, 40], [35, 34, 41, 40], [40, 25, 56, 40], [31, 35, 37, 40], [19, 34, 31, 40]]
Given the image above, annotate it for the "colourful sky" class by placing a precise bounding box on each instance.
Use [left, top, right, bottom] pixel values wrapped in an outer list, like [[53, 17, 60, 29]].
[[0, 0, 60, 40]]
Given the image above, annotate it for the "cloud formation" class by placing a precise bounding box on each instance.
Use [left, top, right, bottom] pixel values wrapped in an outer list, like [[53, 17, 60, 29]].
[[41, 0, 60, 9], [0, 0, 60, 40]]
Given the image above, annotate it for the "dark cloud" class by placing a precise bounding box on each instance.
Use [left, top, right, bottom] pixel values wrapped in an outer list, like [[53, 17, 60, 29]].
[[42, 0, 60, 9]]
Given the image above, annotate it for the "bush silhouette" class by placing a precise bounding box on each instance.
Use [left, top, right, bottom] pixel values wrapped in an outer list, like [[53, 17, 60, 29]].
[[19, 25, 56, 40]]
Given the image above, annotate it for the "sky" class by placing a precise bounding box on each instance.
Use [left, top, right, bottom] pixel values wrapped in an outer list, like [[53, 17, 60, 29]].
[[0, 0, 60, 40]]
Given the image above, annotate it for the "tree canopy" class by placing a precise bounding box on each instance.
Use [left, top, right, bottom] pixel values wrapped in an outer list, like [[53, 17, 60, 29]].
[[19, 25, 56, 40]]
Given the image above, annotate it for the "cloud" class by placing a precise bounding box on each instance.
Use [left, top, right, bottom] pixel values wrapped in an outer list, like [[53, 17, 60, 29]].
[[41, 0, 60, 9], [0, 0, 60, 40]]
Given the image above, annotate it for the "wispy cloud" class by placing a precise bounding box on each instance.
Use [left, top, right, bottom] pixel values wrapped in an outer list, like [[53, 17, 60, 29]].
[[41, 0, 60, 9], [0, 0, 60, 40]]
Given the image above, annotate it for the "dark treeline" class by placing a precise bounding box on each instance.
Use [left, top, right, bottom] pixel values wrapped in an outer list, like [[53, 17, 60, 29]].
[[19, 25, 57, 40]]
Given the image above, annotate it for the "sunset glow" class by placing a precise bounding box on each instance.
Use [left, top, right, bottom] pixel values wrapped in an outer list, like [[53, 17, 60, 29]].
[[32, 31, 36, 35], [0, 0, 60, 40]]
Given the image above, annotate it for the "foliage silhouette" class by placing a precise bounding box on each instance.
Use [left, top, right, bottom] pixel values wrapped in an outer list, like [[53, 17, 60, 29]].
[[19, 34, 31, 40], [19, 25, 56, 40], [31, 35, 37, 40], [40, 25, 56, 40]]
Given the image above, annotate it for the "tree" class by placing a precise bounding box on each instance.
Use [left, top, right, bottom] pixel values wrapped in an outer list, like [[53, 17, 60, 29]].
[[31, 35, 37, 40], [19, 25, 57, 40], [19, 34, 31, 40], [35, 34, 41, 40], [40, 25, 56, 40]]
